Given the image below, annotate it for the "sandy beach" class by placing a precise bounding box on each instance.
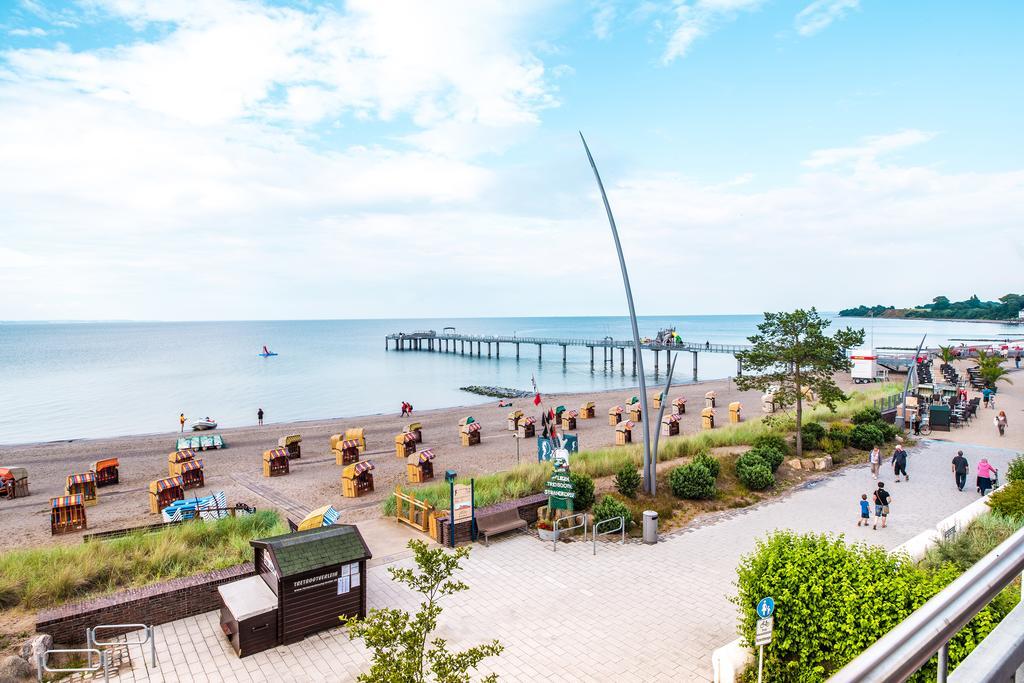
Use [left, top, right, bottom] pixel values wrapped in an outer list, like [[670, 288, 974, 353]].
[[0, 375, 774, 547]]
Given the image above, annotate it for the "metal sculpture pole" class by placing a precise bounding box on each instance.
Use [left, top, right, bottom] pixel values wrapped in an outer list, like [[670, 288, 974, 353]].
[[649, 352, 678, 494], [580, 132, 654, 494], [900, 335, 927, 427]]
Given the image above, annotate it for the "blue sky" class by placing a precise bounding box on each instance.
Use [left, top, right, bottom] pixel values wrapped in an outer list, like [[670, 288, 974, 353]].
[[1, 1, 1022, 320]]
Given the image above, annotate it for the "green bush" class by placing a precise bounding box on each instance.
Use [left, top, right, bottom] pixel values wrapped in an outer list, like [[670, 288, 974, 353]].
[[852, 407, 883, 425], [736, 452, 774, 491], [748, 445, 786, 473], [988, 481, 1024, 519], [820, 436, 844, 456], [878, 421, 902, 441], [592, 495, 633, 528], [827, 422, 853, 446], [761, 413, 796, 432], [569, 472, 595, 511], [849, 423, 885, 450], [668, 463, 717, 500], [692, 451, 721, 479], [752, 432, 789, 455], [612, 462, 642, 498], [1006, 455, 1024, 483], [735, 530, 1016, 682], [801, 422, 826, 450]]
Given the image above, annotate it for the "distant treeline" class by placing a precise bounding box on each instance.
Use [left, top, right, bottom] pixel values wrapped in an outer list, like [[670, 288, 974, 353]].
[[839, 294, 1024, 321]]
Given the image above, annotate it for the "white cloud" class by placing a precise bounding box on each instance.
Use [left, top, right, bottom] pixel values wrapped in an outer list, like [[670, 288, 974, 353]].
[[592, 1, 616, 39], [7, 27, 48, 37], [795, 0, 859, 37], [662, 0, 764, 64], [801, 129, 936, 169]]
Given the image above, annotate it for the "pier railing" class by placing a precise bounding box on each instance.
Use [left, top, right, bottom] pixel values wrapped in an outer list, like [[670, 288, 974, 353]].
[[385, 332, 750, 354]]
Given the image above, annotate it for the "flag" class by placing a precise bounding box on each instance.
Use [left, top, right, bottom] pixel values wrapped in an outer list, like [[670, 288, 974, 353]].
[[532, 375, 541, 406]]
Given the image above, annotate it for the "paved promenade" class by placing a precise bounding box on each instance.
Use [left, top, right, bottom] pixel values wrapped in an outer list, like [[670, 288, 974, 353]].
[[106, 437, 1018, 682]]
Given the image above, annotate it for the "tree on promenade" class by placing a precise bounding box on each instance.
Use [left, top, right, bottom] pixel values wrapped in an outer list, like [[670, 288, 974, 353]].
[[735, 308, 865, 457]]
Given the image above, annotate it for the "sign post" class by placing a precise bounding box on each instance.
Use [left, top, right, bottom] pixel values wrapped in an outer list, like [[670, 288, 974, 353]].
[[755, 597, 775, 683]]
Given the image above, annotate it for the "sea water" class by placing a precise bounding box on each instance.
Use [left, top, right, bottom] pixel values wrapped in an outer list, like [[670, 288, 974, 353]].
[[0, 315, 1018, 444]]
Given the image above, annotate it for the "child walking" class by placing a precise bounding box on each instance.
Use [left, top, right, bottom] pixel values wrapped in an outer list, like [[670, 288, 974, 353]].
[[858, 494, 870, 527]]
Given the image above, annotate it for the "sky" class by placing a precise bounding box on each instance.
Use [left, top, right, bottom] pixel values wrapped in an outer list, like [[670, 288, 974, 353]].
[[1, 0, 1022, 321]]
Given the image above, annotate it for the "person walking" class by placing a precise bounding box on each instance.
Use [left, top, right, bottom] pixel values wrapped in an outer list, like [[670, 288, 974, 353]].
[[857, 493, 870, 527], [951, 450, 969, 492], [910, 411, 920, 436], [873, 482, 891, 530], [257, 408, 264, 426], [996, 410, 1008, 437], [977, 458, 998, 495], [982, 386, 992, 408], [891, 444, 909, 483], [400, 402, 409, 417], [869, 446, 881, 479], [1016, 350, 1021, 369], [179, 413, 186, 433]]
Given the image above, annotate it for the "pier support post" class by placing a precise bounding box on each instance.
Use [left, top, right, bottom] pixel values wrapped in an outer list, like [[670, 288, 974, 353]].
[[477, 342, 481, 357], [654, 349, 659, 375], [496, 342, 500, 358], [516, 343, 520, 359], [632, 348, 637, 375], [562, 345, 567, 363], [590, 346, 594, 369], [538, 344, 542, 361], [461, 340, 464, 355], [620, 347, 625, 372], [487, 342, 491, 358], [692, 351, 698, 381], [736, 357, 743, 376]]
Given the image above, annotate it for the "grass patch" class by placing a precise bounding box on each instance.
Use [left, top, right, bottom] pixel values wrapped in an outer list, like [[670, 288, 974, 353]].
[[919, 513, 1024, 573], [0, 510, 286, 611]]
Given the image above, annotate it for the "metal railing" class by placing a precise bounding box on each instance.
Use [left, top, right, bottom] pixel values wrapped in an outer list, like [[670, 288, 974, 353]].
[[386, 332, 751, 354], [87, 623, 157, 669], [829, 524, 1024, 682], [592, 516, 625, 555], [37, 648, 108, 682], [552, 513, 588, 552]]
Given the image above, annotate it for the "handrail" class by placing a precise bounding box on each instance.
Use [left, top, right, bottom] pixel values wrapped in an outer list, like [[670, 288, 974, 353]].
[[37, 649, 108, 682], [552, 513, 587, 552], [829, 524, 1024, 682], [88, 623, 157, 668], [592, 516, 625, 555]]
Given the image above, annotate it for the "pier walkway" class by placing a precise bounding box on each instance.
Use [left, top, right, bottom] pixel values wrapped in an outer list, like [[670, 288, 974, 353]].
[[385, 330, 751, 378]]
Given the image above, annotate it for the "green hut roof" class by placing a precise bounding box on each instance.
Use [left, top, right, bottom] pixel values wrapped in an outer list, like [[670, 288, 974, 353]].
[[252, 524, 372, 578]]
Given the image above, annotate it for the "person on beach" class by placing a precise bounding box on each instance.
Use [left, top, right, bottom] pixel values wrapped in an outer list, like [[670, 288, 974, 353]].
[[977, 458, 998, 495], [996, 410, 1007, 437], [858, 493, 870, 527], [982, 387, 992, 408], [873, 482, 890, 530], [952, 450, 969, 492], [705, 340, 710, 350], [910, 411, 920, 436], [179, 413, 186, 432], [869, 445, 881, 479], [400, 402, 409, 417], [257, 408, 264, 426], [1016, 350, 1021, 369], [892, 444, 909, 483]]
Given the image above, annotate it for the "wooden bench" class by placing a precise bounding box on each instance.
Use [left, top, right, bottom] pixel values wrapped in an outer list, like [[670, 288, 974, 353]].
[[476, 508, 527, 546]]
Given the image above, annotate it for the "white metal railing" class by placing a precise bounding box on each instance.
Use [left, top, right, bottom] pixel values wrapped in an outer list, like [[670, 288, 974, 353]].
[[87, 623, 157, 669], [37, 649, 108, 682], [592, 516, 625, 555], [552, 512, 588, 552]]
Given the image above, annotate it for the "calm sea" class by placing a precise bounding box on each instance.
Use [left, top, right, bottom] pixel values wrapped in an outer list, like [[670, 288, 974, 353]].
[[0, 315, 1019, 444]]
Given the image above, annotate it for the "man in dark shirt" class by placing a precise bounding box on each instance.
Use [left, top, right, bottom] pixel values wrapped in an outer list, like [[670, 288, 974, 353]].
[[873, 482, 891, 530], [951, 450, 969, 491], [892, 445, 909, 482]]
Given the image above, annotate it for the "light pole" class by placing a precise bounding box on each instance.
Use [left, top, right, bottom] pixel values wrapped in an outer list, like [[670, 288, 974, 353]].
[[580, 133, 655, 494], [513, 432, 521, 466]]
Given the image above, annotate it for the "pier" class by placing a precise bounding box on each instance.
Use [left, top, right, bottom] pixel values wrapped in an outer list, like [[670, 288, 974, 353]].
[[385, 330, 752, 380]]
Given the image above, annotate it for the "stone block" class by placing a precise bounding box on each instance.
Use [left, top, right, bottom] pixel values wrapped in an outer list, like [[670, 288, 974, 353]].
[[800, 459, 816, 470], [813, 456, 832, 471], [19, 634, 51, 675], [0, 655, 31, 683], [787, 459, 802, 470]]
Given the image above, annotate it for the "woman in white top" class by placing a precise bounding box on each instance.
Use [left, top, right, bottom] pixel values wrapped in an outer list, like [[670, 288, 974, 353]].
[[869, 446, 881, 479]]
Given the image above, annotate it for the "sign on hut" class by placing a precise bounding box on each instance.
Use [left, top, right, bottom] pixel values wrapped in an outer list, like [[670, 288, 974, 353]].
[[279, 434, 302, 459], [580, 401, 596, 419], [66, 472, 98, 506], [661, 413, 680, 437], [263, 448, 290, 477], [406, 448, 435, 484], [459, 417, 481, 446], [615, 420, 635, 445], [297, 505, 340, 531], [149, 476, 185, 514], [342, 461, 375, 498], [628, 404, 643, 422], [168, 449, 196, 477], [0, 467, 29, 499], [701, 407, 715, 430], [608, 405, 624, 426], [394, 432, 417, 458], [218, 525, 372, 657], [517, 416, 536, 439], [406, 422, 423, 443], [543, 451, 574, 512], [673, 397, 687, 415], [180, 459, 205, 490], [50, 495, 86, 535], [705, 391, 717, 408], [560, 409, 578, 431], [92, 458, 119, 487], [729, 401, 743, 423], [332, 437, 361, 466], [507, 409, 523, 431], [343, 428, 366, 453]]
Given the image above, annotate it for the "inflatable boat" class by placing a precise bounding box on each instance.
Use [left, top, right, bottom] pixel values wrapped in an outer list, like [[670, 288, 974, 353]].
[[192, 417, 218, 431]]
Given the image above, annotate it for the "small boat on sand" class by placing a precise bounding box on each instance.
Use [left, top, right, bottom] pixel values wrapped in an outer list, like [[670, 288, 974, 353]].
[[192, 417, 218, 431]]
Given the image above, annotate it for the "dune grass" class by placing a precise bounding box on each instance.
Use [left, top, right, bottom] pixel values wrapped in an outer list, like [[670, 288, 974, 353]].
[[382, 384, 901, 515], [0, 510, 286, 611]]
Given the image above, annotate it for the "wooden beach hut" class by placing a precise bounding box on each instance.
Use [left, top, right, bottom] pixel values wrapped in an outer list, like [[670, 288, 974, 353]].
[[0, 467, 29, 499], [344, 428, 366, 453], [673, 397, 686, 415], [517, 416, 536, 439], [580, 401, 596, 419], [394, 431, 417, 458], [701, 407, 715, 430], [66, 472, 98, 506], [459, 417, 481, 447], [180, 459, 205, 490], [652, 393, 663, 410], [615, 420, 635, 446], [705, 391, 716, 408], [333, 438, 361, 466], [608, 405, 624, 426], [507, 409, 523, 431], [279, 434, 302, 459], [407, 422, 423, 443], [149, 476, 185, 514], [629, 404, 643, 422], [661, 413, 680, 437], [168, 449, 196, 477], [263, 448, 290, 477], [561, 409, 578, 431], [50, 495, 86, 535], [729, 401, 743, 423], [342, 461, 375, 498], [92, 458, 119, 487], [406, 448, 435, 484]]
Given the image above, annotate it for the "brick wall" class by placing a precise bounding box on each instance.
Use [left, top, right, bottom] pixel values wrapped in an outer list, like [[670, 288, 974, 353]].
[[437, 493, 547, 546], [36, 563, 255, 644]]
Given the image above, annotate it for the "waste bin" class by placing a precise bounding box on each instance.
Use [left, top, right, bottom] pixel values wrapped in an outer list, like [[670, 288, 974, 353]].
[[643, 510, 658, 544]]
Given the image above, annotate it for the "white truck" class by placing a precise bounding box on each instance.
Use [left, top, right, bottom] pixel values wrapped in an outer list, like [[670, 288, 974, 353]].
[[850, 348, 879, 384]]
